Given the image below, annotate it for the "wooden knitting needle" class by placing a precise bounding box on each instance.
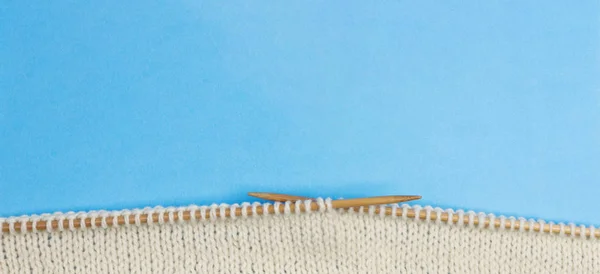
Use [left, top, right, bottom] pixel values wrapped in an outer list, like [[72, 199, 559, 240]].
[[248, 193, 600, 238], [248, 192, 421, 222], [1, 194, 417, 233], [2, 195, 599, 238], [247, 192, 422, 206]]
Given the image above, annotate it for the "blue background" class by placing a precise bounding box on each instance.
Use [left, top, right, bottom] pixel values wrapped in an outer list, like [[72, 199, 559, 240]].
[[1, 1, 599, 225]]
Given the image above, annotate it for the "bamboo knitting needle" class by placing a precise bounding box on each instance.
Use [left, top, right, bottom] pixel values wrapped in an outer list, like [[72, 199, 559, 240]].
[[247, 192, 398, 213], [1, 195, 417, 233], [248, 192, 422, 206], [2, 195, 599, 238], [251, 193, 600, 239]]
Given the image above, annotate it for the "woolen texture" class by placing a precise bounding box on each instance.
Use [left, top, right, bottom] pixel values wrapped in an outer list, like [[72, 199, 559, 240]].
[[2, 210, 599, 273]]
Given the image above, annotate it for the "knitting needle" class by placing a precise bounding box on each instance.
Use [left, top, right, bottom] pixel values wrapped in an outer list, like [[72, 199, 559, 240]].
[[1, 194, 417, 233], [247, 192, 422, 206], [248, 192, 410, 218], [2, 196, 599, 238], [248, 193, 600, 239]]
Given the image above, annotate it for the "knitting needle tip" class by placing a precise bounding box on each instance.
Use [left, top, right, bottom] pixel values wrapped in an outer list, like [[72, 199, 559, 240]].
[[394, 195, 421, 202]]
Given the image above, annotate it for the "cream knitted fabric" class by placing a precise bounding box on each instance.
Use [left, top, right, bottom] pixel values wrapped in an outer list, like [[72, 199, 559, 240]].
[[2, 204, 599, 273]]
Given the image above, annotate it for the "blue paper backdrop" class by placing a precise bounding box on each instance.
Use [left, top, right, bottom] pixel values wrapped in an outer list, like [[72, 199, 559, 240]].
[[1, 1, 599, 225]]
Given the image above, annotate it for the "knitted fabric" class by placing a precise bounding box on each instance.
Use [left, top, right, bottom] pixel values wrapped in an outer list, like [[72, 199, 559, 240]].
[[2, 204, 599, 273]]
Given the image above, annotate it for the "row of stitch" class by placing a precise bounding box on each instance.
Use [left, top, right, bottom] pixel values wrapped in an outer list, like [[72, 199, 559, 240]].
[[1, 198, 597, 239], [370, 204, 598, 239], [0, 198, 331, 235]]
